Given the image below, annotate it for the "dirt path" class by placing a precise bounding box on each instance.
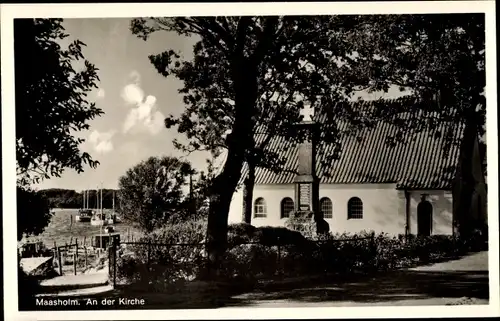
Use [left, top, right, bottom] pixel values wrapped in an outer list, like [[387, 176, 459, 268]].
[[223, 251, 489, 308]]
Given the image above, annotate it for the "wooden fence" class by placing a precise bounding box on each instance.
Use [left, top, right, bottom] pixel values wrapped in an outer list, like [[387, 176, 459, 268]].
[[50, 237, 104, 276]]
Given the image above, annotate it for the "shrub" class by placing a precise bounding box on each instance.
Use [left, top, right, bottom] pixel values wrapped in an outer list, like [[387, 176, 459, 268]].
[[222, 243, 278, 280], [224, 224, 308, 280], [117, 217, 483, 290], [372, 234, 472, 270], [227, 223, 258, 244], [116, 219, 207, 291]]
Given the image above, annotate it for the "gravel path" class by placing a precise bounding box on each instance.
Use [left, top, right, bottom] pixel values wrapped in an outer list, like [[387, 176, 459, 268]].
[[225, 251, 489, 308], [409, 251, 488, 272]]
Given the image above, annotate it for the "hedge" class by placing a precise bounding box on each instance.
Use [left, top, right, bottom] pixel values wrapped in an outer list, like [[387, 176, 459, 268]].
[[116, 221, 486, 290]]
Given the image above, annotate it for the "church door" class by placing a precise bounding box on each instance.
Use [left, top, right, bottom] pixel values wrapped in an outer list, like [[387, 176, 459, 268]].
[[417, 201, 433, 236]]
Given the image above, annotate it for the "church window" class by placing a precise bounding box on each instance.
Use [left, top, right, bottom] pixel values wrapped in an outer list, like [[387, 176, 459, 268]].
[[281, 197, 295, 218], [320, 197, 333, 219], [347, 197, 363, 219], [254, 198, 267, 218]]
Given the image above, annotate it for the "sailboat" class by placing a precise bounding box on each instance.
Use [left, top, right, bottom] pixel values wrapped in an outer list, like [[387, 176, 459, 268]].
[[91, 185, 107, 226], [107, 191, 117, 225], [76, 189, 92, 222]]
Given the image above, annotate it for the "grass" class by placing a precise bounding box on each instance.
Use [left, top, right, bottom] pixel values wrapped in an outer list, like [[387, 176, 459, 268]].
[[21, 209, 144, 249]]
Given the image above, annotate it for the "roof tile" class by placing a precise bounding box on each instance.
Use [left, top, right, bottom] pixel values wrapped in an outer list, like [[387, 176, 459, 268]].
[[244, 99, 465, 189]]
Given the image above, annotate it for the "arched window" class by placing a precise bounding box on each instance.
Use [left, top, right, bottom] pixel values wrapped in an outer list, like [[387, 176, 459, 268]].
[[347, 197, 363, 219], [254, 198, 267, 218], [320, 197, 333, 219], [281, 197, 294, 218]]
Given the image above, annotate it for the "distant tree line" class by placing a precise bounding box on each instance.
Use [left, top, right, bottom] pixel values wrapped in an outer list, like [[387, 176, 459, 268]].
[[38, 188, 120, 209]]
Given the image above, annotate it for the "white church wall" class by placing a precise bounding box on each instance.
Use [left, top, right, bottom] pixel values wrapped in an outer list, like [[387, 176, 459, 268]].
[[227, 184, 454, 236], [249, 184, 295, 227], [227, 185, 296, 227], [228, 183, 408, 235], [408, 190, 454, 235], [320, 184, 405, 235], [228, 189, 244, 224]]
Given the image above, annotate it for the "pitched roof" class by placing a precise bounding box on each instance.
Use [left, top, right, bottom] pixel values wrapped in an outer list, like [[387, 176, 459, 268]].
[[245, 98, 466, 189]]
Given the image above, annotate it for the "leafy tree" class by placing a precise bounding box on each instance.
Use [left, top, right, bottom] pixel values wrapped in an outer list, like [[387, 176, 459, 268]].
[[118, 156, 194, 232], [15, 18, 103, 185], [345, 14, 485, 142], [131, 17, 369, 273], [131, 15, 485, 273], [17, 187, 52, 241], [15, 18, 103, 239], [344, 14, 486, 236]]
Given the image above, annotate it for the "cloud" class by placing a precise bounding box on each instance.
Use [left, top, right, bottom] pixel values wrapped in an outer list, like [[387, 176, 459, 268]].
[[88, 129, 115, 154], [95, 140, 113, 153], [121, 84, 144, 105], [129, 70, 141, 83], [121, 72, 165, 135], [96, 88, 106, 99]]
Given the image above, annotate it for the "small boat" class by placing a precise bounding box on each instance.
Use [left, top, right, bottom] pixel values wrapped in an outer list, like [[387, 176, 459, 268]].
[[90, 213, 108, 226], [106, 191, 121, 225], [106, 212, 122, 225], [76, 209, 93, 222]]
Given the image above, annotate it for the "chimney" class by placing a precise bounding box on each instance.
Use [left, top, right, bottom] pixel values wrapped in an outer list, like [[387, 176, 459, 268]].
[[294, 101, 319, 216]]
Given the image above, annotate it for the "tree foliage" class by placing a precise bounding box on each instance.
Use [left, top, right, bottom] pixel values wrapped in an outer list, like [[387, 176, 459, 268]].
[[130, 15, 486, 273], [17, 186, 51, 241], [15, 18, 104, 240], [15, 18, 103, 186], [346, 14, 485, 150], [118, 156, 196, 232], [38, 188, 120, 209], [131, 17, 372, 269]]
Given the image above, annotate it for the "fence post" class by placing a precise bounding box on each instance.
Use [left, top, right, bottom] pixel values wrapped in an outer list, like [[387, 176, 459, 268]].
[[113, 239, 117, 288], [108, 242, 112, 277], [53, 241, 57, 267], [147, 240, 151, 273], [84, 246, 88, 269], [57, 247, 63, 276], [75, 238, 78, 262], [370, 232, 377, 271], [276, 236, 281, 277], [73, 253, 77, 275]]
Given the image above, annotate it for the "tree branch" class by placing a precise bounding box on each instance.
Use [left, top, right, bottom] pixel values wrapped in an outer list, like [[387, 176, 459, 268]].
[[250, 17, 280, 65]]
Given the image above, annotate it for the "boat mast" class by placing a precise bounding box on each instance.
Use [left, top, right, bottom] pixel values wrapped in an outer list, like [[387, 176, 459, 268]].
[[100, 182, 103, 215], [96, 185, 99, 213]]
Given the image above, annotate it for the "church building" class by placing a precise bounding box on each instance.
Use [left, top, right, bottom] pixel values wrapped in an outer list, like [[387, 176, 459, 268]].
[[227, 98, 487, 237]]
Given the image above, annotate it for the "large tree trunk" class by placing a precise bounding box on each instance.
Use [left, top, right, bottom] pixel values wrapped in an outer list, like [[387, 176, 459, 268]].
[[203, 60, 258, 279], [204, 160, 245, 279], [242, 163, 255, 224], [457, 110, 481, 239], [203, 17, 279, 280]]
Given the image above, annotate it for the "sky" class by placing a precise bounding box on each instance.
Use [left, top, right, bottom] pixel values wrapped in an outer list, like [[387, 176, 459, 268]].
[[35, 18, 213, 192], [35, 18, 408, 192]]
